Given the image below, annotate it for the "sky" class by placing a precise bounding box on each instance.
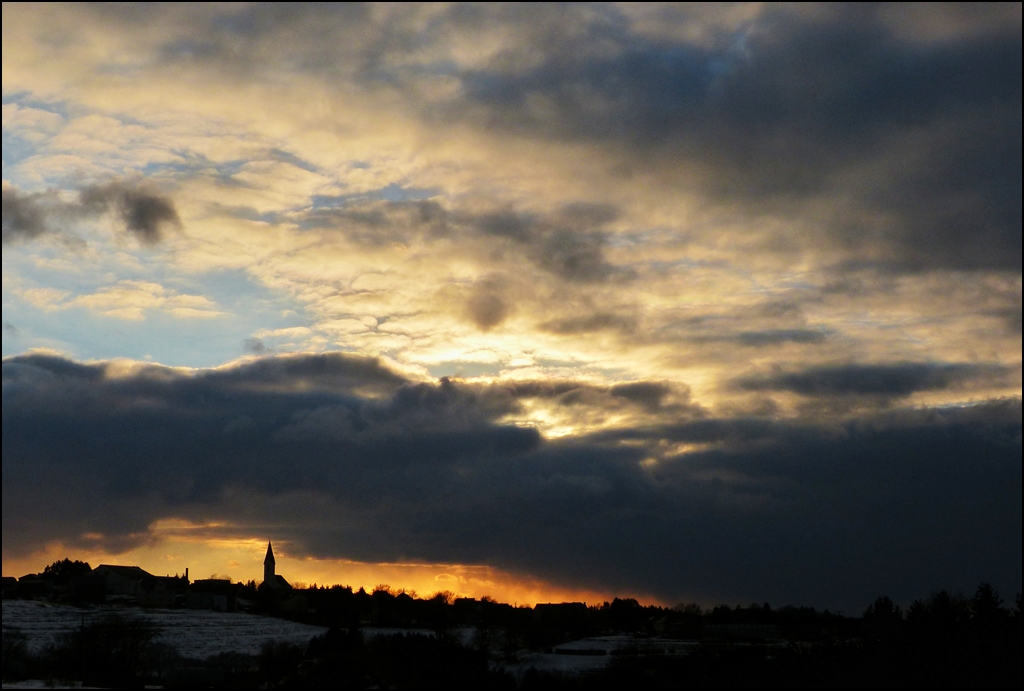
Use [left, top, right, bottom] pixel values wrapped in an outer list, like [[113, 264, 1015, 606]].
[[2, 3, 1021, 610]]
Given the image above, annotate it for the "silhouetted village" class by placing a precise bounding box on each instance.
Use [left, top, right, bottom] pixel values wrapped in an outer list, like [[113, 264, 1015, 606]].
[[2, 547, 1020, 688]]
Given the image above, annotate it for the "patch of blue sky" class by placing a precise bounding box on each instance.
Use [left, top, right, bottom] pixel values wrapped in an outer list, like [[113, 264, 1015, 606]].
[[210, 204, 287, 225], [2, 109, 64, 183], [139, 153, 249, 182], [1, 92, 30, 105], [3, 244, 311, 367], [308, 193, 351, 210], [1, 93, 73, 118], [2, 292, 292, 367], [0, 301, 79, 359], [3, 244, 104, 296], [310, 183, 439, 210], [1, 131, 39, 173], [374, 183, 439, 202], [266, 148, 320, 173]]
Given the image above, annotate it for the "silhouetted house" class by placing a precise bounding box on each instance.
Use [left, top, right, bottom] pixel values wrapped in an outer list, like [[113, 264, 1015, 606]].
[[14, 574, 54, 598], [87, 564, 185, 605], [453, 597, 480, 624], [2, 576, 20, 598], [187, 578, 236, 611], [139, 574, 189, 607], [534, 602, 590, 633], [258, 541, 292, 592], [91, 565, 153, 602]]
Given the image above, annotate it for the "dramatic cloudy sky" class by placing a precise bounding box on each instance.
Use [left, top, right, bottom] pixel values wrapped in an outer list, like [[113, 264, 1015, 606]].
[[3, 3, 1021, 609]]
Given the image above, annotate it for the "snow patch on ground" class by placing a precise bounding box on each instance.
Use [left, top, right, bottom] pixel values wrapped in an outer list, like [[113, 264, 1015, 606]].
[[2, 599, 328, 659]]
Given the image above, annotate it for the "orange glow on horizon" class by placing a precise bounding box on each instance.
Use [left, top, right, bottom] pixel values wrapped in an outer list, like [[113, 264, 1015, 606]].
[[2, 527, 653, 607]]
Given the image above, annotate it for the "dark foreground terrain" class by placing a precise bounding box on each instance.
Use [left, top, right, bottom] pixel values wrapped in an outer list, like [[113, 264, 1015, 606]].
[[3, 580, 1020, 688]]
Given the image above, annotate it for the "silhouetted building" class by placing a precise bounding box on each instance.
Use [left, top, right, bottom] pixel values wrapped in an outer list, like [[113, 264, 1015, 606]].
[[453, 597, 479, 622], [139, 574, 188, 607], [86, 565, 187, 605], [258, 541, 292, 592], [92, 565, 153, 602], [14, 574, 54, 598], [534, 602, 589, 630], [187, 578, 236, 611], [535, 602, 588, 617]]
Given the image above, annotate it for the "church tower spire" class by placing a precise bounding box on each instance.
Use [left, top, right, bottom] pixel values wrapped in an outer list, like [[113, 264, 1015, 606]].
[[264, 541, 276, 584]]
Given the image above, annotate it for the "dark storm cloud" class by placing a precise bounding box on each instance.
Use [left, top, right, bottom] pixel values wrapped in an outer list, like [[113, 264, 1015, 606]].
[[608, 382, 672, 411], [3, 352, 1020, 607], [1, 353, 533, 554], [1, 179, 180, 245], [78, 180, 181, 244], [303, 200, 448, 246], [460, 274, 517, 332], [2, 187, 53, 243], [617, 399, 1022, 605], [736, 362, 1009, 399], [465, 283, 512, 331], [308, 200, 623, 284], [243, 337, 270, 354], [735, 330, 828, 346], [194, 351, 408, 397], [148, 3, 1022, 273], [475, 204, 623, 283], [539, 311, 639, 335], [494, 378, 701, 420], [557, 300, 831, 349], [74, 4, 1019, 270], [449, 4, 1022, 271], [691, 329, 830, 347], [996, 307, 1023, 335], [535, 227, 614, 282]]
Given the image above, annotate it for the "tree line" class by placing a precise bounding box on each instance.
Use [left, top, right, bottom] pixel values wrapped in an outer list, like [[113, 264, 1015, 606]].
[[2, 559, 1020, 688]]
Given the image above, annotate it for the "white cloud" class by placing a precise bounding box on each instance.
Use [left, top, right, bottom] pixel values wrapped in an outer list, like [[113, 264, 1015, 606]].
[[15, 280, 227, 321]]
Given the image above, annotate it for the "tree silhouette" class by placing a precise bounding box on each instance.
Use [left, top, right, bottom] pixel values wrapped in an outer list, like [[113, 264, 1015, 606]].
[[971, 583, 1005, 621], [41, 559, 91, 583]]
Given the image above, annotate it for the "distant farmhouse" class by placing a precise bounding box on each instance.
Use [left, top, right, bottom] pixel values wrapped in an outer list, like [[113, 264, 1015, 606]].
[[91, 564, 187, 607], [10, 562, 189, 607]]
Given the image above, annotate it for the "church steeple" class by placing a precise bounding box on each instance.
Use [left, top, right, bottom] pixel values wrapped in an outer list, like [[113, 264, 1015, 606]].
[[264, 541, 276, 584], [258, 540, 291, 592]]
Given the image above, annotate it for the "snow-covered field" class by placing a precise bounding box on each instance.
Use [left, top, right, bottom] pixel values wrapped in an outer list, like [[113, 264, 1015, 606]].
[[499, 636, 702, 678], [3, 599, 701, 680], [2, 599, 328, 659]]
